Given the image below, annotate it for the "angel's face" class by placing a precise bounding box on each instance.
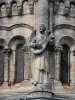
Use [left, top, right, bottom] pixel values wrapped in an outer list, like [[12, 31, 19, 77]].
[[39, 24, 46, 33]]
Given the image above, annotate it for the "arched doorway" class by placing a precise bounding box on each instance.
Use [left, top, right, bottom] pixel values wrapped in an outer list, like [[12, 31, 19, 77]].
[[15, 44, 24, 83], [0, 46, 4, 85], [60, 44, 70, 85]]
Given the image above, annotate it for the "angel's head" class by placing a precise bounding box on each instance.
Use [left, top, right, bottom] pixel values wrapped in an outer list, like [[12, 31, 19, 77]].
[[39, 24, 46, 34]]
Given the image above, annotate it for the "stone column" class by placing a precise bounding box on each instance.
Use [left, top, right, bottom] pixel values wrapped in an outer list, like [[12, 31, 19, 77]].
[[38, 0, 49, 29], [23, 45, 30, 81], [55, 47, 61, 81], [54, 46, 64, 92], [10, 48, 15, 85], [3, 48, 12, 87]]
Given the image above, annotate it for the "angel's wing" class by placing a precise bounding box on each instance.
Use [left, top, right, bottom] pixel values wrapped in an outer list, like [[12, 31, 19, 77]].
[[30, 29, 36, 42]]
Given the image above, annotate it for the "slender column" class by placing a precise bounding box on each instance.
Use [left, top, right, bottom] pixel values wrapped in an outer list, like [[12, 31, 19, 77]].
[[55, 46, 63, 81], [3, 48, 12, 87], [38, 0, 49, 29], [10, 48, 15, 85], [23, 45, 30, 81]]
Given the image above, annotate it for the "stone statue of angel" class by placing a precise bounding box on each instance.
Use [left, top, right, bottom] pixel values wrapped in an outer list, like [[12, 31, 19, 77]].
[[29, 24, 55, 86]]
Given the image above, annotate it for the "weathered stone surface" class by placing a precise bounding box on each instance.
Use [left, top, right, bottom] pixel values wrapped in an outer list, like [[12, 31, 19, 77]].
[[0, 0, 75, 100]]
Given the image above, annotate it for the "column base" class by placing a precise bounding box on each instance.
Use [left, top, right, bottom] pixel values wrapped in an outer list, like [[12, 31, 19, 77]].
[[2, 82, 8, 88], [54, 80, 65, 92]]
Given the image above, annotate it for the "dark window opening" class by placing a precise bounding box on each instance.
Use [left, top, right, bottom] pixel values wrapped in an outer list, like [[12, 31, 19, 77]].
[[0, 46, 4, 85], [14, 44, 24, 83], [60, 44, 70, 86]]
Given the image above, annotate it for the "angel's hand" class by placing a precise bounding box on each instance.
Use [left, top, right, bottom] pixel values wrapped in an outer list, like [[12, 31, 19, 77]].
[[29, 42, 36, 48]]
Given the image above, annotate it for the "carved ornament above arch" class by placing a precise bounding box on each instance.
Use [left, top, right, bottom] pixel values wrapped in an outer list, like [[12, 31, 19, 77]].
[[53, 24, 75, 32], [0, 24, 33, 31]]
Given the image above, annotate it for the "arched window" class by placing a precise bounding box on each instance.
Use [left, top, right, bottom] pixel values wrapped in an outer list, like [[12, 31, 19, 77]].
[[15, 44, 24, 83], [60, 44, 70, 85], [0, 46, 4, 85]]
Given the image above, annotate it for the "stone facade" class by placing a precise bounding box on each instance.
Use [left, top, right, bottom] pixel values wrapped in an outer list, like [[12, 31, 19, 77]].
[[0, 0, 75, 100]]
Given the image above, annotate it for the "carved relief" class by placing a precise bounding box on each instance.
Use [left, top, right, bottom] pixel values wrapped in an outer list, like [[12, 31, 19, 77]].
[[11, 2, 17, 15], [17, 6, 23, 15], [0, 0, 34, 17], [69, 2, 75, 17], [28, 0, 34, 13], [0, 4, 6, 17], [6, 6, 12, 17], [23, 1, 30, 14], [58, 1, 64, 15], [54, 0, 75, 18], [29, 24, 55, 86], [54, 2, 59, 14]]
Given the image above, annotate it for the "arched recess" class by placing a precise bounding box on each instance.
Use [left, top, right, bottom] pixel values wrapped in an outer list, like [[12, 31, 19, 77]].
[[58, 36, 74, 86], [8, 35, 26, 83], [0, 38, 7, 85], [60, 44, 70, 85]]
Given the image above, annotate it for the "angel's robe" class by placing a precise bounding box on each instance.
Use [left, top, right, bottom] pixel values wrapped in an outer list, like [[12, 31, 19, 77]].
[[31, 33, 51, 84]]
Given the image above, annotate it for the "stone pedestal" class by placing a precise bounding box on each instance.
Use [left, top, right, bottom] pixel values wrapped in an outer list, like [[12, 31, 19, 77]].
[[27, 84, 54, 100]]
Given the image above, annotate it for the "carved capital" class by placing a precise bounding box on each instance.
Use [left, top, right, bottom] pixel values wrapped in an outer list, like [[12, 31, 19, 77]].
[[55, 46, 63, 53], [3, 48, 12, 54], [23, 45, 29, 53]]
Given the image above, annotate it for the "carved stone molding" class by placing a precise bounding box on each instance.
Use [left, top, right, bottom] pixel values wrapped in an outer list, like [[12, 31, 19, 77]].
[[0, 24, 33, 31], [53, 24, 75, 32]]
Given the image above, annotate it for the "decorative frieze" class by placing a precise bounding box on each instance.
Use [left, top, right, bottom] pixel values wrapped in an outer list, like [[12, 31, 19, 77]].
[[0, 0, 34, 18], [54, 0, 75, 18]]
